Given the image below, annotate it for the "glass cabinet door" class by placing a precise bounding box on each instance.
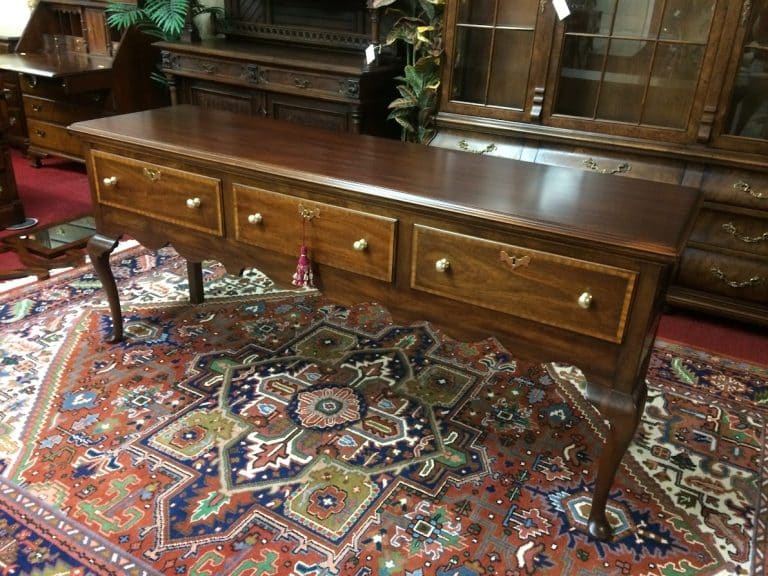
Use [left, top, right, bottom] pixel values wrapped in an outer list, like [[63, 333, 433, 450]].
[[547, 0, 719, 138], [715, 0, 768, 153], [440, 0, 554, 120]]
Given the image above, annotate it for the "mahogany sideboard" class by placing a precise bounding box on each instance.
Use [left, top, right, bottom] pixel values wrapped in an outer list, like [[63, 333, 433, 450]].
[[69, 105, 702, 541]]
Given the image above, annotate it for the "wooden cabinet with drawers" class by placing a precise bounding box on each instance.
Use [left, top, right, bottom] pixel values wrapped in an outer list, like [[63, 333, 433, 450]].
[[0, 36, 27, 151], [432, 0, 768, 325], [0, 88, 25, 228], [70, 105, 701, 542], [0, 0, 165, 165], [156, 0, 401, 137]]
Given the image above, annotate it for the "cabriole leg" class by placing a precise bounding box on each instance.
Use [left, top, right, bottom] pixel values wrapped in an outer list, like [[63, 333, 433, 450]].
[[87, 233, 122, 343]]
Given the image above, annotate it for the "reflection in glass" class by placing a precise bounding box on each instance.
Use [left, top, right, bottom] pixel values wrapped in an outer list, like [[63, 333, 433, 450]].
[[725, 3, 768, 140], [456, 0, 495, 25], [613, 0, 659, 38], [451, 27, 493, 103], [497, 0, 540, 27], [566, 0, 613, 35], [555, 37, 607, 117], [644, 44, 704, 128], [487, 30, 534, 108], [596, 40, 650, 123], [659, 0, 716, 42]]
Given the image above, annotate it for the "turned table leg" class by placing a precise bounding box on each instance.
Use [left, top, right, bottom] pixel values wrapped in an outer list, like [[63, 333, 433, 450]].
[[585, 379, 648, 540], [87, 234, 123, 343]]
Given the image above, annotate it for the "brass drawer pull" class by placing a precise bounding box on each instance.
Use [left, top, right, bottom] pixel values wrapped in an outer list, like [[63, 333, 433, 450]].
[[198, 62, 217, 74], [247, 213, 263, 224], [142, 167, 161, 182], [499, 250, 531, 270], [435, 257, 451, 272], [186, 197, 201, 209], [710, 267, 764, 289], [102, 176, 118, 187], [25, 75, 38, 89], [733, 180, 765, 200], [353, 238, 368, 251], [722, 222, 768, 243], [577, 291, 593, 309], [583, 158, 631, 175], [34, 128, 45, 137], [457, 139, 497, 155], [293, 77, 311, 89], [31, 103, 42, 112], [298, 204, 318, 220]]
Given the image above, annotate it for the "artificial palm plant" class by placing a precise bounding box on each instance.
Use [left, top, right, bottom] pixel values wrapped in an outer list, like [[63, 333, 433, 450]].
[[106, 0, 223, 42], [372, 0, 444, 144]]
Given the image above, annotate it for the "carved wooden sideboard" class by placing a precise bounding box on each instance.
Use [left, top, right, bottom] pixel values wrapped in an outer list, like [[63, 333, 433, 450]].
[[70, 105, 701, 541], [156, 0, 401, 137]]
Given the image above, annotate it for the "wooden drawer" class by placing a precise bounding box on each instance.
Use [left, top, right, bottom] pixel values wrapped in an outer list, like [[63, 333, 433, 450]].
[[411, 225, 637, 343], [262, 66, 356, 100], [677, 247, 767, 305], [27, 119, 82, 157], [233, 183, 396, 282], [534, 145, 686, 184], [24, 95, 104, 124], [700, 167, 768, 209], [690, 208, 768, 257], [171, 54, 249, 84], [19, 72, 112, 98], [91, 150, 223, 236]]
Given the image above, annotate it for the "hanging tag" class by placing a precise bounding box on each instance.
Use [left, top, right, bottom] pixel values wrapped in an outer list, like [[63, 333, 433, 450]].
[[553, 0, 571, 20], [365, 44, 377, 65]]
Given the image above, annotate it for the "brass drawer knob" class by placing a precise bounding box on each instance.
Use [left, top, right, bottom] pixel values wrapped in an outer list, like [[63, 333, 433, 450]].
[[34, 128, 45, 137], [186, 197, 201, 209], [577, 291, 593, 309], [435, 257, 451, 273], [31, 103, 42, 112], [247, 213, 263, 224], [353, 238, 368, 251], [102, 176, 118, 187]]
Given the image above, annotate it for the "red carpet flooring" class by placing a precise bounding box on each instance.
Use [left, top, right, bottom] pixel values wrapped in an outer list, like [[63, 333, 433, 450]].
[[2, 146, 766, 365], [0, 150, 91, 271]]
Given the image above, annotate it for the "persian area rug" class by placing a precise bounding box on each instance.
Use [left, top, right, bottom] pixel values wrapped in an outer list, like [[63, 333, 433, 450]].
[[1, 245, 767, 576]]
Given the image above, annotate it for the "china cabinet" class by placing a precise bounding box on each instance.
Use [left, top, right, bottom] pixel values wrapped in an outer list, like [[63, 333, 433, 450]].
[[434, 0, 768, 325]]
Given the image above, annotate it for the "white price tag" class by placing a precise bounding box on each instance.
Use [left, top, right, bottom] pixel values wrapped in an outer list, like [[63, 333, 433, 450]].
[[553, 0, 571, 20], [365, 44, 377, 65]]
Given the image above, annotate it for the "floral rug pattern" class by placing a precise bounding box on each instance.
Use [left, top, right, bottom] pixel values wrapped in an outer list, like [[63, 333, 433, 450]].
[[0, 245, 766, 575]]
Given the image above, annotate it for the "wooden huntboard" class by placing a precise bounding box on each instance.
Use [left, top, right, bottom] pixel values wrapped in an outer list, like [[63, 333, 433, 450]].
[[69, 105, 702, 541]]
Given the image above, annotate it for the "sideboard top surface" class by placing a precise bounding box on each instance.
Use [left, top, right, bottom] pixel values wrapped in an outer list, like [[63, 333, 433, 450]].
[[70, 105, 701, 259]]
